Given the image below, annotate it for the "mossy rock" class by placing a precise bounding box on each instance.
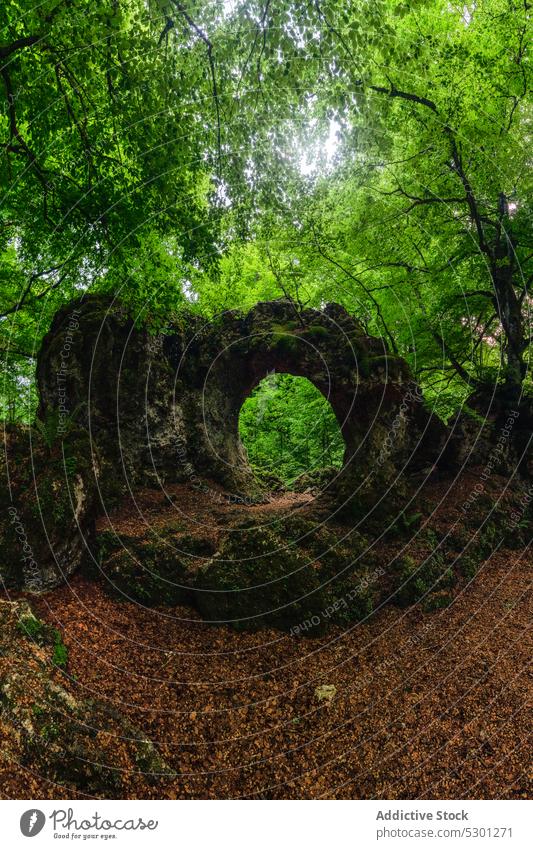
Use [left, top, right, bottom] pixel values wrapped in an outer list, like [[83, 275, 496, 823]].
[[0, 425, 99, 590], [271, 333, 300, 354], [95, 534, 201, 606], [291, 465, 339, 493], [0, 599, 172, 796], [456, 548, 484, 581], [392, 550, 456, 608], [194, 519, 375, 634], [300, 324, 331, 340], [194, 525, 327, 633], [368, 354, 410, 380], [422, 591, 454, 612]]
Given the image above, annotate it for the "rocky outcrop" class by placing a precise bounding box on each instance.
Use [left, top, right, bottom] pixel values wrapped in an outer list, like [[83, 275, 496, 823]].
[[0, 600, 171, 796], [0, 424, 99, 592], [89, 469, 531, 634], [8, 294, 529, 603], [93, 510, 377, 634], [36, 295, 446, 515], [443, 390, 533, 478]]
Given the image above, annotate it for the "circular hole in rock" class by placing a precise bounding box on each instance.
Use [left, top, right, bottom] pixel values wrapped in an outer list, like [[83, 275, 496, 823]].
[[238, 373, 344, 493]]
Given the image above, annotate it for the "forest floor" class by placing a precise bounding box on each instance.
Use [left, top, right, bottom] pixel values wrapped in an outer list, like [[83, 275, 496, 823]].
[[3, 474, 532, 800]]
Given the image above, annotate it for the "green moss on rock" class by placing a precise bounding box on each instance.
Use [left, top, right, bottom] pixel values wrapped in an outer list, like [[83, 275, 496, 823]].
[[392, 550, 455, 608], [194, 524, 325, 632]]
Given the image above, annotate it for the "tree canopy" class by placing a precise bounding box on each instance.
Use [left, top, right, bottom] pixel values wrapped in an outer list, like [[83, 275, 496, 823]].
[[1, 0, 531, 424]]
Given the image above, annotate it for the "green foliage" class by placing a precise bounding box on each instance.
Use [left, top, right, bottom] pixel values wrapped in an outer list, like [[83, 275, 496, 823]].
[[39, 721, 61, 742], [33, 403, 85, 450], [17, 612, 68, 667], [239, 374, 344, 486], [51, 630, 68, 669], [17, 613, 48, 643], [33, 408, 67, 450], [1, 0, 218, 392], [399, 512, 423, 533], [1, 0, 531, 421], [422, 592, 454, 612]]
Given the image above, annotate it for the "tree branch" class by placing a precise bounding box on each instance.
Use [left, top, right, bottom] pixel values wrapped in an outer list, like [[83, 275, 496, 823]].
[[0, 264, 68, 319], [0, 35, 40, 61], [1, 64, 51, 198], [430, 326, 480, 387], [0, 343, 34, 360], [366, 84, 438, 113], [310, 223, 398, 354], [171, 1, 222, 178], [446, 134, 489, 256]]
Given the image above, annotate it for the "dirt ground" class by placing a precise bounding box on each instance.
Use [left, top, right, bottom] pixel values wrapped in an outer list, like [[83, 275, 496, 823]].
[[1, 473, 531, 800], [6, 559, 529, 798]]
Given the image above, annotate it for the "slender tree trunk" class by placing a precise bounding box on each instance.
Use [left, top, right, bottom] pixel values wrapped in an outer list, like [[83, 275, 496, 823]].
[[491, 263, 526, 403]]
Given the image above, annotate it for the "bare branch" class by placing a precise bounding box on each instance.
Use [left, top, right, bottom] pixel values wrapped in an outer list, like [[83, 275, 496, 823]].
[[446, 134, 490, 256]]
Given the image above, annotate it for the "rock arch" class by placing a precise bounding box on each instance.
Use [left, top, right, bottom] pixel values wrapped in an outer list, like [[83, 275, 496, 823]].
[[37, 296, 444, 513]]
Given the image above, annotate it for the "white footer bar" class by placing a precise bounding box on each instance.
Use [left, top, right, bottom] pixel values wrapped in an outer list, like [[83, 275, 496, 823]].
[[3, 799, 531, 848]]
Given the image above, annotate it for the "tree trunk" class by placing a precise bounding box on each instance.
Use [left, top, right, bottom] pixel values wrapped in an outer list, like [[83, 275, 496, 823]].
[[492, 263, 526, 403]]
